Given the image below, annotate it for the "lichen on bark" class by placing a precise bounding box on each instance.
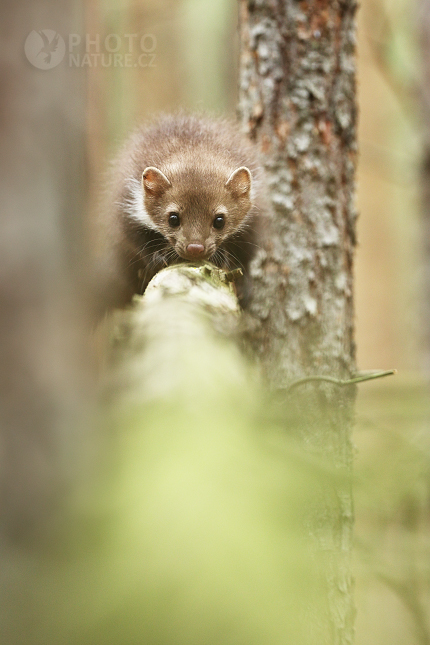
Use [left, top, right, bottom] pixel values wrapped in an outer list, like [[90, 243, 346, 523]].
[[239, 0, 358, 387]]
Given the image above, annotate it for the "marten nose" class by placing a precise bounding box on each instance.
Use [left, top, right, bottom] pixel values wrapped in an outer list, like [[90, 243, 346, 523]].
[[186, 243, 205, 257]]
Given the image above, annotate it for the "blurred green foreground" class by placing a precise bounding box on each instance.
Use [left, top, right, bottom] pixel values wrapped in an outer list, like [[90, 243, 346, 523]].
[[1, 268, 429, 644], [2, 269, 330, 644], [354, 379, 430, 645]]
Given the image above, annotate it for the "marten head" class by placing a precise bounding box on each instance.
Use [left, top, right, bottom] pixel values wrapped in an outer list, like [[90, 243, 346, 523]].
[[137, 164, 253, 262]]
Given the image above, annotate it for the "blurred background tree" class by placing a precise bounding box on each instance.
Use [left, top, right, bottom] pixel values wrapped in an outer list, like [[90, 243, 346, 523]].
[[356, 0, 421, 374], [0, 0, 91, 539], [418, 0, 430, 375]]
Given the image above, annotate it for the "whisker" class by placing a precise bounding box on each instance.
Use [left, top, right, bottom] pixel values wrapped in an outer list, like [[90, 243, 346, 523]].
[[213, 248, 233, 271], [128, 238, 167, 269], [219, 247, 245, 272], [162, 249, 177, 266], [212, 249, 225, 269], [227, 236, 260, 249]]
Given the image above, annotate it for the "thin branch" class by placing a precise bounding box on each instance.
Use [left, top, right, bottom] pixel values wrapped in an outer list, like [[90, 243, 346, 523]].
[[286, 370, 397, 393]]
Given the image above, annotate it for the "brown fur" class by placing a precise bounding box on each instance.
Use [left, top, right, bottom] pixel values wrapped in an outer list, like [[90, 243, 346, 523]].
[[95, 113, 266, 314]]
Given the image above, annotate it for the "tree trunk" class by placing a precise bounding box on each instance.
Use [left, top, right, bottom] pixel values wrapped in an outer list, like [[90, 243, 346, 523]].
[[239, 0, 357, 386], [238, 2, 358, 643]]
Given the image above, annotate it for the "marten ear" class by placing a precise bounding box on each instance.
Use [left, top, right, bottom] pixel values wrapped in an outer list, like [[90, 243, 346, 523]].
[[142, 167, 171, 197], [225, 166, 252, 198]]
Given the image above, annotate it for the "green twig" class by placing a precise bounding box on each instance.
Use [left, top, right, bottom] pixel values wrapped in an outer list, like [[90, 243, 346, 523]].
[[286, 370, 397, 393]]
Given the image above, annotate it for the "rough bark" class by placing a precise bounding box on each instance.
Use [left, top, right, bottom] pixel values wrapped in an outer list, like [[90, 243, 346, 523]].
[[238, 2, 358, 643], [239, 0, 357, 386]]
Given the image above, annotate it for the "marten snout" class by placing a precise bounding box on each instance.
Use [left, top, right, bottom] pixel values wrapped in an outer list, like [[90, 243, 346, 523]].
[[185, 243, 205, 258]]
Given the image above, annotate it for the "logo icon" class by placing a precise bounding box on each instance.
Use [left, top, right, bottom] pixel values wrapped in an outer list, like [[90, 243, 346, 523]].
[[24, 30, 66, 70]]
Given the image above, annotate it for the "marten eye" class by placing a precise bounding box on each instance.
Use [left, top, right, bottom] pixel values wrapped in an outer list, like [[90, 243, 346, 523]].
[[213, 215, 225, 230], [168, 212, 180, 228]]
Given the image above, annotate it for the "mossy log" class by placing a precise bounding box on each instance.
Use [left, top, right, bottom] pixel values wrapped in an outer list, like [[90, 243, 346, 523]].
[[70, 263, 330, 644], [1, 264, 342, 644]]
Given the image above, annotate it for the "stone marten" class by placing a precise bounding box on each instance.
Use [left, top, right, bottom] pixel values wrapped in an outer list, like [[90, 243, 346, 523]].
[[96, 113, 265, 313]]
